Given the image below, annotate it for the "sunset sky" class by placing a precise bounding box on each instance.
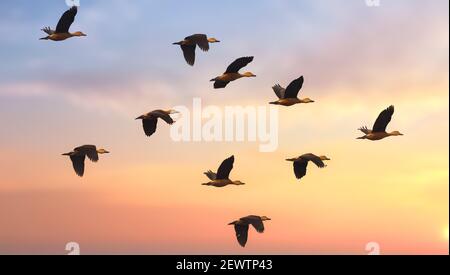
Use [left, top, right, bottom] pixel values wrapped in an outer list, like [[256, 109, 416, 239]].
[[0, 0, 448, 254]]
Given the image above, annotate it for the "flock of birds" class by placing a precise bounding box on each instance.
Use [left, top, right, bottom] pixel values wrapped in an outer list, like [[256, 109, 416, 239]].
[[42, 6, 403, 248]]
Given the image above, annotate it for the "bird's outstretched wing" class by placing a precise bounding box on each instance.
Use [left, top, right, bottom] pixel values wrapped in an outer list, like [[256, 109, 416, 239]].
[[372, 105, 394, 133], [214, 80, 229, 89], [41, 26, 55, 35], [181, 44, 196, 66], [142, 118, 158, 137], [234, 224, 249, 247], [55, 6, 77, 33], [186, 34, 209, 51], [293, 159, 308, 180], [225, 56, 254, 74], [70, 154, 85, 177], [152, 110, 175, 125], [75, 145, 99, 162], [244, 216, 265, 233], [301, 153, 326, 168], [204, 170, 217, 180], [284, 76, 304, 99], [272, 84, 286, 99], [216, 155, 234, 180]]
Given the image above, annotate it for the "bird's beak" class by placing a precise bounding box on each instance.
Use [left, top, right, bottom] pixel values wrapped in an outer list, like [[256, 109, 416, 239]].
[[135, 115, 143, 120], [286, 158, 296, 162], [62, 153, 70, 156], [104, 150, 110, 154], [173, 41, 181, 45]]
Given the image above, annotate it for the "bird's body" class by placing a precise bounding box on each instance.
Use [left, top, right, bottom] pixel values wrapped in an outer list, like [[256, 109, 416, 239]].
[[136, 109, 179, 137], [286, 154, 330, 180], [62, 145, 109, 177], [269, 76, 314, 106], [228, 215, 271, 247], [173, 34, 220, 66], [202, 155, 245, 187], [40, 6, 86, 41], [211, 57, 256, 89], [357, 106, 403, 141]]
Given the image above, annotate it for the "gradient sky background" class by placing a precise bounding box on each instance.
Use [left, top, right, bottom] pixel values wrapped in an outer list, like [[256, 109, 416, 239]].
[[0, 0, 448, 254]]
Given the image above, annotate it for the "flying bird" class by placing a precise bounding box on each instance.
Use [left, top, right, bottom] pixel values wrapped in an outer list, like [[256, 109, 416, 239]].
[[211, 56, 256, 89], [203, 155, 245, 187], [135, 109, 179, 137], [173, 34, 220, 66], [270, 76, 314, 106], [62, 145, 109, 177], [286, 154, 330, 180], [40, 6, 86, 41], [228, 215, 271, 247], [357, 105, 403, 140]]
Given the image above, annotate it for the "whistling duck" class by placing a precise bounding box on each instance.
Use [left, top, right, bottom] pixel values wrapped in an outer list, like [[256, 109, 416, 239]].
[[357, 105, 403, 141], [270, 76, 314, 106], [135, 109, 179, 137], [286, 154, 330, 180], [228, 215, 271, 247], [173, 34, 220, 66], [62, 145, 109, 177], [211, 56, 256, 89], [203, 155, 245, 187], [40, 6, 86, 41]]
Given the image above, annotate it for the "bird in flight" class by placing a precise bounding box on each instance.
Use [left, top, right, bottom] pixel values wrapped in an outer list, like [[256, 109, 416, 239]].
[[203, 155, 245, 187], [173, 34, 220, 66], [286, 153, 330, 180], [357, 105, 403, 141], [135, 109, 179, 137], [40, 6, 86, 41], [211, 56, 256, 89], [270, 76, 315, 106], [62, 145, 109, 177], [228, 215, 271, 247]]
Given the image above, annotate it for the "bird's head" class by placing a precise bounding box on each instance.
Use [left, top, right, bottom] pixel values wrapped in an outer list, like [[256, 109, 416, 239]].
[[390, 131, 404, 136], [302, 98, 315, 103], [97, 148, 110, 154], [167, 109, 180, 115], [73, 31, 87, 37], [243, 72, 256, 78], [320, 156, 331, 161], [207, 37, 220, 43], [233, 180, 245, 186], [261, 216, 271, 221]]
